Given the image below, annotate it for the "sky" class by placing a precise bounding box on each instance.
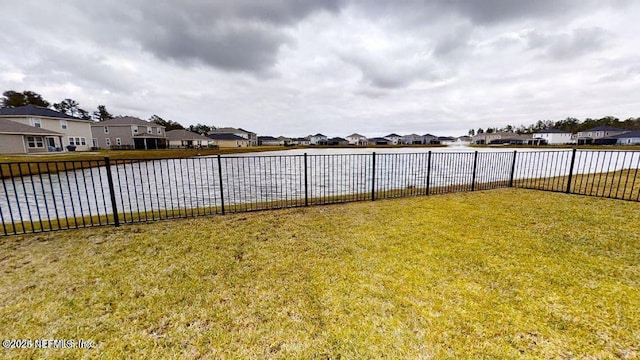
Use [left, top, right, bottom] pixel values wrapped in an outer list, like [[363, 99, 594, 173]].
[[1, 0, 639, 137]]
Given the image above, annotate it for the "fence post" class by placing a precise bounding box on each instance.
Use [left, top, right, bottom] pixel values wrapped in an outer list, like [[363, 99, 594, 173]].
[[509, 150, 517, 187], [425, 151, 431, 196], [566, 148, 577, 194], [304, 153, 309, 206], [471, 151, 478, 191], [104, 157, 119, 227], [371, 152, 376, 201], [217, 155, 225, 215]]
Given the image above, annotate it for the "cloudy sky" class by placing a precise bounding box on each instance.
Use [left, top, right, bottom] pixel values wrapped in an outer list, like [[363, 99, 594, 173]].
[[1, 1, 639, 137]]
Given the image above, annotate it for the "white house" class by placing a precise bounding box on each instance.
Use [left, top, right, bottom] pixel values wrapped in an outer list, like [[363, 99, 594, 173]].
[[345, 133, 367, 146], [309, 133, 328, 145], [383, 133, 403, 145], [0, 104, 93, 153], [612, 130, 640, 145], [532, 129, 574, 145]]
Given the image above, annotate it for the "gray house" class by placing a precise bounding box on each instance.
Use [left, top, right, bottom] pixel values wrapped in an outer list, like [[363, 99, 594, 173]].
[[91, 117, 167, 150], [166, 129, 212, 148]]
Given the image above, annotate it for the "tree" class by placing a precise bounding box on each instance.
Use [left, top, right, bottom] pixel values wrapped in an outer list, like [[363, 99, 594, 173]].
[[53, 98, 80, 116], [189, 123, 213, 135], [2, 90, 50, 108], [477, 128, 484, 134], [93, 105, 113, 121], [468, 129, 475, 136], [77, 108, 92, 120], [150, 115, 185, 131]]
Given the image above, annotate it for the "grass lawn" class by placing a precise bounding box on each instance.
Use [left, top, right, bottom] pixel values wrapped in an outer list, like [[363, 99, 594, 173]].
[[0, 189, 638, 359]]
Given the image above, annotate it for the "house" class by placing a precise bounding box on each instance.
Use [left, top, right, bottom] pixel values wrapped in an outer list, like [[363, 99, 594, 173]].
[[0, 104, 93, 153], [576, 126, 628, 145], [0, 119, 64, 154], [328, 137, 348, 145], [455, 136, 472, 145], [290, 137, 310, 145], [402, 134, 424, 145], [532, 128, 574, 145], [309, 134, 328, 145], [277, 136, 293, 146], [166, 129, 212, 148], [207, 133, 250, 147], [345, 133, 367, 146], [91, 116, 167, 150], [610, 130, 640, 145], [368, 137, 390, 145], [472, 132, 531, 145], [209, 127, 257, 146], [383, 133, 403, 145], [258, 136, 281, 146], [423, 134, 439, 144]]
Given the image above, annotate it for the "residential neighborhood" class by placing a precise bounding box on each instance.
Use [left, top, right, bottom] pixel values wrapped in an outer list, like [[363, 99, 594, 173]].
[[2, 101, 640, 155]]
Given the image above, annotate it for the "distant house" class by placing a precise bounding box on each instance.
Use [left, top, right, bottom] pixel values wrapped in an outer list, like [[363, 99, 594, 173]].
[[0, 104, 93, 153], [91, 116, 167, 150], [309, 134, 328, 145], [472, 132, 531, 145], [166, 129, 212, 148], [402, 134, 424, 145], [532, 128, 573, 145], [258, 136, 282, 146], [611, 130, 640, 145], [207, 133, 250, 147], [368, 137, 390, 145], [328, 137, 348, 145], [290, 137, 310, 145], [209, 127, 257, 146], [383, 133, 402, 145], [576, 126, 628, 145], [423, 134, 439, 144], [345, 133, 367, 146], [456, 136, 472, 145]]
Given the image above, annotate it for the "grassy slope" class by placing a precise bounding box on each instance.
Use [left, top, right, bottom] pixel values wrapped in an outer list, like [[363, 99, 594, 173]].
[[0, 189, 638, 359]]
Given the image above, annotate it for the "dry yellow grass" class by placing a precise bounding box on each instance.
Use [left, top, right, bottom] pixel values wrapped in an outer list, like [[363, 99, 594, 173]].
[[0, 189, 638, 359]]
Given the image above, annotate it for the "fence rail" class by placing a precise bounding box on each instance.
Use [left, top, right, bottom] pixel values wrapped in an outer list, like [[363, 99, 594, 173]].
[[1, 150, 639, 235]]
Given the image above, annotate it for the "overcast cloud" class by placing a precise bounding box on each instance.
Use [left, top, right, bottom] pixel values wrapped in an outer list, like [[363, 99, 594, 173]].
[[1, 0, 638, 136]]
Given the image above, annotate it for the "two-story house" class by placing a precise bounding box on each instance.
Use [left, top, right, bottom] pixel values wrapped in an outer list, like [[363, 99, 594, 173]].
[[309, 134, 328, 145], [531, 129, 574, 145], [0, 104, 93, 153], [208, 127, 257, 146], [345, 133, 367, 146], [91, 117, 167, 150], [383, 133, 403, 145], [576, 126, 628, 145]]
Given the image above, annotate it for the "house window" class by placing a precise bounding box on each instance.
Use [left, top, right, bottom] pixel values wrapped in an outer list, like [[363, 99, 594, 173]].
[[132, 125, 138, 134], [68, 137, 86, 146], [147, 126, 152, 134], [104, 126, 109, 134], [92, 138, 98, 147], [60, 120, 68, 130], [157, 127, 162, 134], [32, 119, 42, 128], [115, 138, 122, 146], [105, 138, 111, 146], [27, 136, 44, 148]]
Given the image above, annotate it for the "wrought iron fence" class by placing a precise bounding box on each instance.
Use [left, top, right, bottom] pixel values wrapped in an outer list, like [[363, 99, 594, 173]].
[[1, 149, 639, 235]]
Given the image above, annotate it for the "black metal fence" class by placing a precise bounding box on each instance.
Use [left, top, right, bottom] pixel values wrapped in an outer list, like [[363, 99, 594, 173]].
[[1, 150, 639, 236]]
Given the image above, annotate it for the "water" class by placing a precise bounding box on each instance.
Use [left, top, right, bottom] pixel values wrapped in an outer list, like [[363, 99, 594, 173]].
[[1, 147, 639, 226]]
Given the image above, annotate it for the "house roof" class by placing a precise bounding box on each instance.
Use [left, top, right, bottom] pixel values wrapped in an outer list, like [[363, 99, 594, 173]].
[[403, 134, 422, 137], [96, 116, 161, 127], [258, 136, 279, 141], [312, 133, 326, 137], [607, 130, 640, 138], [384, 133, 401, 138], [329, 137, 347, 141], [346, 133, 365, 138], [423, 133, 436, 137], [211, 127, 252, 135], [535, 128, 570, 134], [369, 137, 390, 142], [0, 118, 63, 136], [207, 133, 247, 140], [582, 126, 628, 132], [0, 104, 85, 121], [166, 129, 208, 141]]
